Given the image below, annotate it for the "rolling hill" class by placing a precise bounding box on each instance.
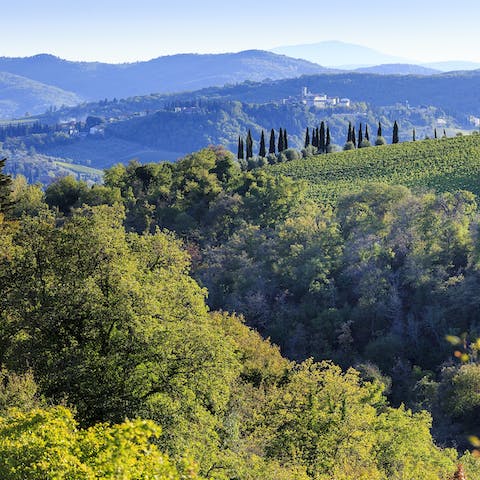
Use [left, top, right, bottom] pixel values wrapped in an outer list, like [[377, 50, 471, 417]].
[[0, 51, 333, 102], [354, 64, 440, 75], [0, 71, 82, 118], [160, 71, 480, 117], [269, 134, 480, 203]]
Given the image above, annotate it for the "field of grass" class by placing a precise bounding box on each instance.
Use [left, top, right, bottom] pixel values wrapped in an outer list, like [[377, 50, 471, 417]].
[[53, 161, 103, 176], [269, 135, 480, 203]]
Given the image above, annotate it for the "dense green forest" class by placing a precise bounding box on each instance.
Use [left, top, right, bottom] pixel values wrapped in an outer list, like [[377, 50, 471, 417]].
[[3, 137, 480, 478]]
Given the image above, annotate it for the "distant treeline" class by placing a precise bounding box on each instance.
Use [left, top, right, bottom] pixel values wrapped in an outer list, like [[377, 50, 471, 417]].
[[0, 122, 57, 141], [240, 120, 451, 162]]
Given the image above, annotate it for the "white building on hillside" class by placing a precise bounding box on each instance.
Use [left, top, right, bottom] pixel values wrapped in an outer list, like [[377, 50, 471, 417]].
[[301, 88, 350, 109]]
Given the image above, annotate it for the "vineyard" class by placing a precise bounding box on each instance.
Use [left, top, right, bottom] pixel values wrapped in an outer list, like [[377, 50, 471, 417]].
[[268, 134, 480, 203]]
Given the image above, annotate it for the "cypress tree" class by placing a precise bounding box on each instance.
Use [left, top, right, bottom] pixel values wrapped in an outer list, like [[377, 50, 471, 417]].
[[358, 123, 363, 146], [237, 136, 244, 160], [246, 130, 253, 159], [347, 122, 352, 143], [377, 122, 382, 137], [412, 128, 416, 142], [312, 128, 318, 148], [304, 127, 310, 148], [278, 128, 284, 152], [0, 158, 12, 215], [319, 121, 326, 153], [259, 130, 266, 157], [434, 128, 438, 139], [392, 121, 399, 144], [365, 124, 370, 141], [283, 129, 288, 150], [443, 129, 447, 138], [326, 126, 331, 152], [269, 129, 276, 154], [352, 127, 357, 148]]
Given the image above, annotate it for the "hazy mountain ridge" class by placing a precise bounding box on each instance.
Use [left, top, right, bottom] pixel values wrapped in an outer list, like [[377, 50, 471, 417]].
[[271, 40, 480, 72], [353, 64, 441, 75], [0, 51, 333, 102], [154, 70, 480, 116], [271, 40, 412, 67], [0, 71, 82, 118]]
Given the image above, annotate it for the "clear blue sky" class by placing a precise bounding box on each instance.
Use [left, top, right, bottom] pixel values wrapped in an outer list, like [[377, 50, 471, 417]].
[[3, 0, 479, 63]]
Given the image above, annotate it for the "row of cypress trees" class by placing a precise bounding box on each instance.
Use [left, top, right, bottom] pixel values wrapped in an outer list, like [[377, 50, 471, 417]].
[[237, 128, 289, 160], [237, 122, 396, 160], [345, 121, 399, 149], [237, 120, 448, 160], [304, 121, 332, 153]]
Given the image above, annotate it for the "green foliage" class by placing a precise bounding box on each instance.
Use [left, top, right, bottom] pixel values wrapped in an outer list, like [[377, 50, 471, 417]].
[[0, 369, 42, 414], [0, 406, 189, 479], [0, 205, 240, 464], [9, 176, 46, 217], [441, 364, 480, 424], [6, 144, 480, 478], [0, 158, 13, 215], [270, 135, 480, 203]]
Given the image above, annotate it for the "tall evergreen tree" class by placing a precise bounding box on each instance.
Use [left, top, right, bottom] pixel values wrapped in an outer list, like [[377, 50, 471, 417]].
[[269, 129, 276, 154], [352, 127, 357, 148], [377, 122, 382, 137], [259, 130, 266, 157], [365, 124, 370, 141], [434, 128, 438, 139], [283, 129, 288, 150], [304, 127, 310, 148], [443, 129, 447, 138], [347, 122, 353, 143], [0, 158, 12, 215], [237, 137, 244, 160], [412, 128, 416, 142], [246, 130, 253, 159], [392, 121, 399, 144], [326, 126, 331, 152], [319, 121, 326, 153], [358, 123, 363, 146], [312, 128, 318, 148], [278, 128, 284, 152]]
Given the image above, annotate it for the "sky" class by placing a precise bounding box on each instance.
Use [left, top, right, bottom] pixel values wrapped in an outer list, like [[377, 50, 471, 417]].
[[3, 0, 480, 63]]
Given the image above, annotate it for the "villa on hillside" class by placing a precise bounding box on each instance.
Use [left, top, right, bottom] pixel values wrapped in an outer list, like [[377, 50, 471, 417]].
[[301, 87, 351, 109]]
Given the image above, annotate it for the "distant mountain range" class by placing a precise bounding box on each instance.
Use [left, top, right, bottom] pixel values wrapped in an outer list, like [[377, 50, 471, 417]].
[[1, 46, 480, 120], [0, 50, 332, 104], [0, 71, 82, 118], [271, 41, 412, 69], [271, 40, 480, 73], [353, 64, 441, 76]]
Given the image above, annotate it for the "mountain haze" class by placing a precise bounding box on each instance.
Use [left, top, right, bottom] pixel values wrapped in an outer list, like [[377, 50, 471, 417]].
[[271, 40, 413, 68], [422, 60, 480, 71], [0, 71, 82, 118], [0, 51, 333, 102], [354, 64, 441, 75]]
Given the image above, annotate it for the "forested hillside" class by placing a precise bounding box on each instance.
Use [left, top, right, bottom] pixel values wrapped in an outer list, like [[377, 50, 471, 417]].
[[3, 99, 455, 181], [165, 71, 480, 117], [0, 71, 82, 118], [4, 152, 480, 479]]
